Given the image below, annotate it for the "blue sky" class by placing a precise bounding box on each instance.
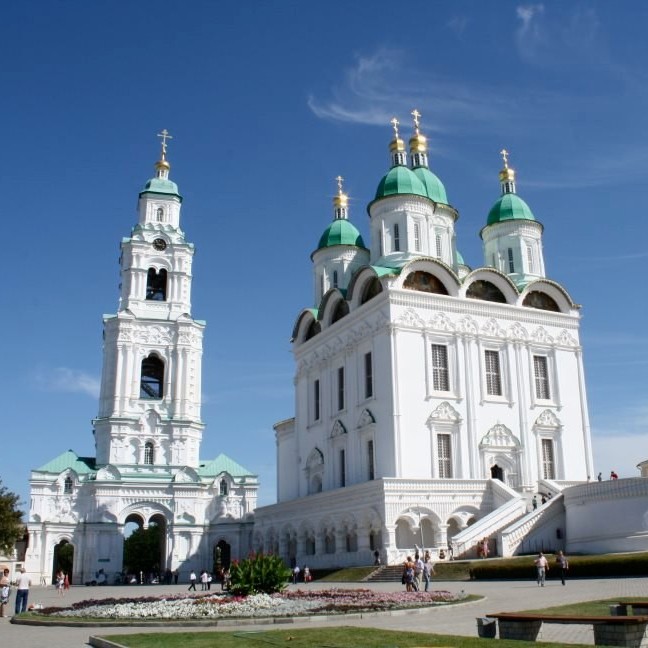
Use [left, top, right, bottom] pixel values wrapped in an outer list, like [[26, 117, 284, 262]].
[[2, 1, 647, 508]]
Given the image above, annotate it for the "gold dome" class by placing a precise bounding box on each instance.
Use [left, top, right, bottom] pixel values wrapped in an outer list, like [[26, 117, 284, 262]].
[[333, 175, 349, 209], [499, 148, 515, 183]]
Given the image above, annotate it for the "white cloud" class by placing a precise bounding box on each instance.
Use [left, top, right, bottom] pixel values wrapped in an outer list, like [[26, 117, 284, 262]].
[[40, 367, 100, 398]]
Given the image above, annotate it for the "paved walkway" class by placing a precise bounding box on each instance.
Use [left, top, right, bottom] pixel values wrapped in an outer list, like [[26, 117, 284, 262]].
[[2, 576, 647, 647]]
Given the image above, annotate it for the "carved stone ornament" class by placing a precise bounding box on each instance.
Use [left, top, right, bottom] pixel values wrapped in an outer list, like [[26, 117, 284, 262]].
[[357, 408, 376, 428], [331, 420, 347, 437], [482, 318, 506, 338], [535, 409, 561, 429], [457, 316, 478, 335], [96, 465, 121, 481], [428, 312, 455, 332], [427, 401, 461, 424], [396, 308, 425, 329], [557, 330, 577, 347], [509, 322, 528, 341], [480, 424, 520, 448], [531, 326, 554, 345]]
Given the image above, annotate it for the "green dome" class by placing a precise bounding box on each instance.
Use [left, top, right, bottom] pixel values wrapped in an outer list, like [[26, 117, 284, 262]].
[[374, 166, 427, 200], [317, 219, 366, 250], [456, 250, 465, 265], [140, 176, 180, 197], [487, 193, 535, 226], [412, 167, 448, 204]]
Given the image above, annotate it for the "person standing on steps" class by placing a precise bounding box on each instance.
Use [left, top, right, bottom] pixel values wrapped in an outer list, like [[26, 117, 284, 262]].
[[534, 552, 549, 587], [556, 550, 569, 585]]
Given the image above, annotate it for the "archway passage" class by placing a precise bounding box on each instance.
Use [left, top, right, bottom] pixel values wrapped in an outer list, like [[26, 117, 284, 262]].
[[52, 540, 74, 585], [213, 539, 231, 573], [490, 464, 504, 481], [122, 513, 166, 582]]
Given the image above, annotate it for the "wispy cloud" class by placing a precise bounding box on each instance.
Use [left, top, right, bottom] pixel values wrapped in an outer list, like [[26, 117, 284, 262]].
[[38, 367, 100, 398]]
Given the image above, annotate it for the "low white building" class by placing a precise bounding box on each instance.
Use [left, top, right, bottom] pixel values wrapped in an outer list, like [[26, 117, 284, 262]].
[[25, 137, 258, 584], [254, 115, 594, 566]]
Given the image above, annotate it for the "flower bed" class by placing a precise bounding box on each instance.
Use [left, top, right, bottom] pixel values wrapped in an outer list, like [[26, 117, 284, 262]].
[[38, 588, 467, 620]]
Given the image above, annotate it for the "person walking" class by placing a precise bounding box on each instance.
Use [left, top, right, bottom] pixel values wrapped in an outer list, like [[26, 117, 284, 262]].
[[292, 564, 300, 584], [14, 568, 31, 614], [556, 550, 569, 585], [414, 552, 424, 591], [55, 570, 65, 597], [402, 556, 415, 592], [422, 550, 435, 592], [188, 570, 197, 591], [534, 552, 549, 587], [0, 568, 10, 618]]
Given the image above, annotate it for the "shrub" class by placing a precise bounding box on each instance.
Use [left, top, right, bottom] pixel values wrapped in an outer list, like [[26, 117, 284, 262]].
[[229, 553, 292, 595]]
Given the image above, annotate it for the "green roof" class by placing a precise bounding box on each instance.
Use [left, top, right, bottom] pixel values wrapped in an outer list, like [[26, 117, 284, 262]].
[[374, 166, 427, 201], [487, 193, 535, 226], [456, 250, 466, 265], [317, 219, 366, 250], [198, 453, 255, 478], [36, 450, 96, 474], [140, 177, 181, 198], [412, 167, 448, 204]]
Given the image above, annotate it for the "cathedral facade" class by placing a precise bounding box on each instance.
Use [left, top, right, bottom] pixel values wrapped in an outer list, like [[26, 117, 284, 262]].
[[253, 114, 594, 567], [25, 137, 257, 583]]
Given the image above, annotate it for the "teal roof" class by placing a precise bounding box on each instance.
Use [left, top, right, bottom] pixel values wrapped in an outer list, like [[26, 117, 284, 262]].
[[317, 219, 366, 250], [412, 167, 448, 204], [198, 453, 255, 478], [36, 450, 95, 474], [487, 193, 535, 226], [374, 166, 427, 201], [371, 265, 402, 277], [456, 250, 466, 265], [140, 177, 181, 198]]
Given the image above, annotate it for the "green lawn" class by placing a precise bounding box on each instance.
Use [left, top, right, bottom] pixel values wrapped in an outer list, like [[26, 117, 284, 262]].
[[103, 626, 588, 647]]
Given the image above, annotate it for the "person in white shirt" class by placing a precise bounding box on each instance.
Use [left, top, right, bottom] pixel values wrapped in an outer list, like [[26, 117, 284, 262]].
[[14, 568, 31, 614], [534, 552, 549, 587]]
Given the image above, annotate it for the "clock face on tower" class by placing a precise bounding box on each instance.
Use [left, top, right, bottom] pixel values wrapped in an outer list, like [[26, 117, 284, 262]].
[[152, 238, 167, 251]]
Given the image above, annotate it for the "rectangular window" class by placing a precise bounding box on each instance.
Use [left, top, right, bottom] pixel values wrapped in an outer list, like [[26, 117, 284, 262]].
[[367, 440, 375, 480], [533, 355, 550, 399], [337, 366, 345, 410], [319, 274, 324, 301], [485, 350, 502, 396], [394, 224, 400, 251], [491, 253, 496, 269], [339, 449, 346, 487], [541, 438, 555, 480], [431, 344, 450, 392], [435, 234, 442, 258], [364, 352, 373, 399], [526, 245, 534, 273], [314, 379, 320, 421], [414, 223, 421, 252], [437, 434, 452, 478], [508, 248, 515, 273]]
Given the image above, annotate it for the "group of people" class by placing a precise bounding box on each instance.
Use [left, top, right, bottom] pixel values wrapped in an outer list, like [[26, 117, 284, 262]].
[[401, 551, 435, 592], [187, 567, 231, 592], [0, 567, 32, 616], [291, 565, 312, 584], [534, 550, 569, 586], [55, 569, 70, 596]]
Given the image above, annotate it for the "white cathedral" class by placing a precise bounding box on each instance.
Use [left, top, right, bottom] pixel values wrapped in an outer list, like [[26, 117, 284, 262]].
[[25, 135, 258, 584], [253, 113, 594, 567]]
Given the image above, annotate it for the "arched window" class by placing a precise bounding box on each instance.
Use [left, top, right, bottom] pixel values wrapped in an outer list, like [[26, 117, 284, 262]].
[[331, 300, 349, 324], [63, 476, 73, 494], [523, 291, 560, 312], [305, 320, 321, 341], [146, 268, 167, 301], [144, 442, 154, 465], [156, 207, 164, 222], [360, 278, 383, 304], [393, 224, 400, 252], [140, 354, 164, 399], [403, 271, 449, 295], [219, 479, 228, 496], [466, 280, 507, 303]]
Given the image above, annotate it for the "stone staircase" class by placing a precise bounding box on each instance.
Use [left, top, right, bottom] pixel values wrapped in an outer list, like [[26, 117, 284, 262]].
[[364, 564, 403, 582]]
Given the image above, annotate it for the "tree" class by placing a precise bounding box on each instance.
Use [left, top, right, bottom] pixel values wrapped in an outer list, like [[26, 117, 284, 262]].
[[123, 524, 161, 575], [0, 480, 24, 556]]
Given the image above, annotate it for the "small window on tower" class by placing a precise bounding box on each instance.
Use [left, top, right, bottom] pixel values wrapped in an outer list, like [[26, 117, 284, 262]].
[[333, 270, 338, 289], [156, 207, 164, 222], [146, 268, 167, 301], [63, 476, 73, 494], [144, 442, 154, 465], [394, 224, 400, 252], [219, 479, 228, 496], [140, 354, 164, 399]]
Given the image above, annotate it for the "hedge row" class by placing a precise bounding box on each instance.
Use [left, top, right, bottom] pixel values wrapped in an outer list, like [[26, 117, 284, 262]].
[[469, 552, 648, 580]]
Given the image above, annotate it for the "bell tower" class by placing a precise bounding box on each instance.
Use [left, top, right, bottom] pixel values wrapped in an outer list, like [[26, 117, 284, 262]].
[[93, 131, 205, 469]]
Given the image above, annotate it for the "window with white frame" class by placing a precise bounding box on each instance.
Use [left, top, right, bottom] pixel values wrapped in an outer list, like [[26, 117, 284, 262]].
[[364, 352, 373, 399], [333, 270, 338, 288], [485, 350, 503, 396], [319, 274, 324, 301], [508, 248, 515, 273], [144, 442, 154, 465], [541, 438, 556, 479], [367, 439, 375, 480], [526, 244, 534, 273], [414, 223, 421, 252], [339, 448, 346, 487], [533, 355, 550, 399], [437, 433, 452, 478], [337, 366, 345, 411], [313, 379, 321, 421], [435, 234, 442, 258], [63, 476, 73, 494], [431, 344, 450, 392], [394, 224, 400, 252]]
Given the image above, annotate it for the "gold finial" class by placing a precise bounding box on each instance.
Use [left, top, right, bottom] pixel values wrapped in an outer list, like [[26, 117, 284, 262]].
[[390, 117, 400, 139], [500, 148, 509, 168], [498, 148, 516, 190], [333, 175, 349, 214], [411, 109, 421, 134], [336, 175, 344, 194], [157, 129, 173, 159]]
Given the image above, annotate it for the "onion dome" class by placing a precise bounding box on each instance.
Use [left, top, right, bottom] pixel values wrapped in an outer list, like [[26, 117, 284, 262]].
[[317, 177, 367, 250], [409, 109, 448, 204], [374, 117, 427, 201], [486, 149, 535, 226], [140, 129, 181, 198]]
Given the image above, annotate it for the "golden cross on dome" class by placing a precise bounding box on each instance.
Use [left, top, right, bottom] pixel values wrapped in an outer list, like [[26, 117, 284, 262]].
[[500, 148, 510, 168], [390, 117, 400, 138], [157, 129, 173, 157], [335, 175, 344, 193], [411, 109, 421, 132]]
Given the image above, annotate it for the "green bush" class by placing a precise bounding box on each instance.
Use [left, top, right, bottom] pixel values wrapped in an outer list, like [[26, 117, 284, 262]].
[[469, 552, 648, 580], [229, 553, 292, 595]]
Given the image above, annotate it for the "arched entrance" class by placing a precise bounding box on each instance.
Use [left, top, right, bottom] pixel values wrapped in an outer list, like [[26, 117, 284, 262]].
[[149, 513, 167, 578], [213, 539, 231, 573], [52, 539, 74, 585], [490, 464, 504, 481]]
